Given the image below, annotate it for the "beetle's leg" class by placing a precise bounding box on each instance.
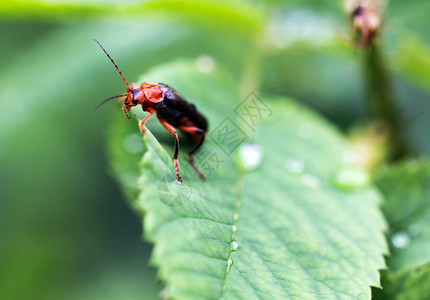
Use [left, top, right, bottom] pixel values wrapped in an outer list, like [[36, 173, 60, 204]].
[[158, 118, 183, 182], [139, 108, 155, 135], [122, 105, 131, 119], [179, 126, 207, 181]]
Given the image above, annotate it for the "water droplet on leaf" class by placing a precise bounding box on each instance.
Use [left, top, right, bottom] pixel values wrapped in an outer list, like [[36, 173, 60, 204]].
[[285, 158, 305, 174], [332, 166, 370, 192], [230, 240, 239, 251], [239, 143, 263, 170], [226, 258, 234, 273], [392, 231, 410, 249]]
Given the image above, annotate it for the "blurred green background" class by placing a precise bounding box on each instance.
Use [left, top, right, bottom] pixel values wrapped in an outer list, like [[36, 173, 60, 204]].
[[1, 0, 430, 299]]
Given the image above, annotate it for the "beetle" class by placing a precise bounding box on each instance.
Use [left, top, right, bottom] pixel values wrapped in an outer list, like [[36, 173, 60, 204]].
[[94, 39, 208, 182]]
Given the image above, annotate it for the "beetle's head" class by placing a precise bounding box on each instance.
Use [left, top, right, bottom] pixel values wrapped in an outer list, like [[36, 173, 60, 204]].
[[120, 82, 145, 118]]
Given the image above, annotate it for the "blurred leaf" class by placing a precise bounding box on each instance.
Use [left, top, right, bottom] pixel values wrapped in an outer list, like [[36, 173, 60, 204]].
[[0, 0, 265, 39], [389, 36, 430, 157], [372, 160, 430, 299], [262, 42, 366, 127], [377, 1, 430, 156], [386, 0, 430, 42], [108, 110, 144, 201], [0, 0, 113, 19], [139, 0, 265, 37], [62, 255, 161, 300], [374, 267, 430, 300], [378, 160, 430, 270], [110, 60, 387, 299], [257, 5, 367, 127], [251, 0, 344, 15], [395, 35, 430, 92]]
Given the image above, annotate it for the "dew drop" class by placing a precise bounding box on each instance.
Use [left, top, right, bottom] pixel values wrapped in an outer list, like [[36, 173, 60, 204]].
[[230, 240, 239, 251], [123, 133, 144, 154], [392, 231, 410, 249], [297, 122, 314, 139], [195, 55, 215, 73], [239, 143, 263, 170], [232, 225, 238, 233], [300, 174, 321, 189], [332, 166, 370, 192], [285, 158, 305, 174], [226, 258, 234, 273], [233, 213, 239, 221]]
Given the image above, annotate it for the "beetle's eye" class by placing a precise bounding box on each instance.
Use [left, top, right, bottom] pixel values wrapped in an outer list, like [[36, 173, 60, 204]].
[[132, 98, 138, 104]]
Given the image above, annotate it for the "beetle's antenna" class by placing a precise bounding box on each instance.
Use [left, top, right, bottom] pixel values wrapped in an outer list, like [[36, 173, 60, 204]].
[[94, 94, 127, 111], [94, 38, 130, 90]]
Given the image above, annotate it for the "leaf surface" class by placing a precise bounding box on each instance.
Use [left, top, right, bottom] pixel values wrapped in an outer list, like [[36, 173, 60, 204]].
[[373, 160, 430, 300], [110, 61, 387, 299]]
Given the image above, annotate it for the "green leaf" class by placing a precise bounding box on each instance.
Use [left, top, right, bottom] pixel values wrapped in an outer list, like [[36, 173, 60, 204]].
[[372, 160, 430, 300], [375, 267, 430, 300], [0, 0, 265, 39], [395, 35, 430, 93], [139, 0, 265, 37], [0, 0, 114, 19], [378, 160, 430, 271], [386, 0, 430, 42], [110, 61, 387, 299]]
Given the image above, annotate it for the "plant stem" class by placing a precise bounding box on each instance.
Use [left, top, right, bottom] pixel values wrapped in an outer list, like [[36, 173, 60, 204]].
[[363, 43, 409, 158]]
